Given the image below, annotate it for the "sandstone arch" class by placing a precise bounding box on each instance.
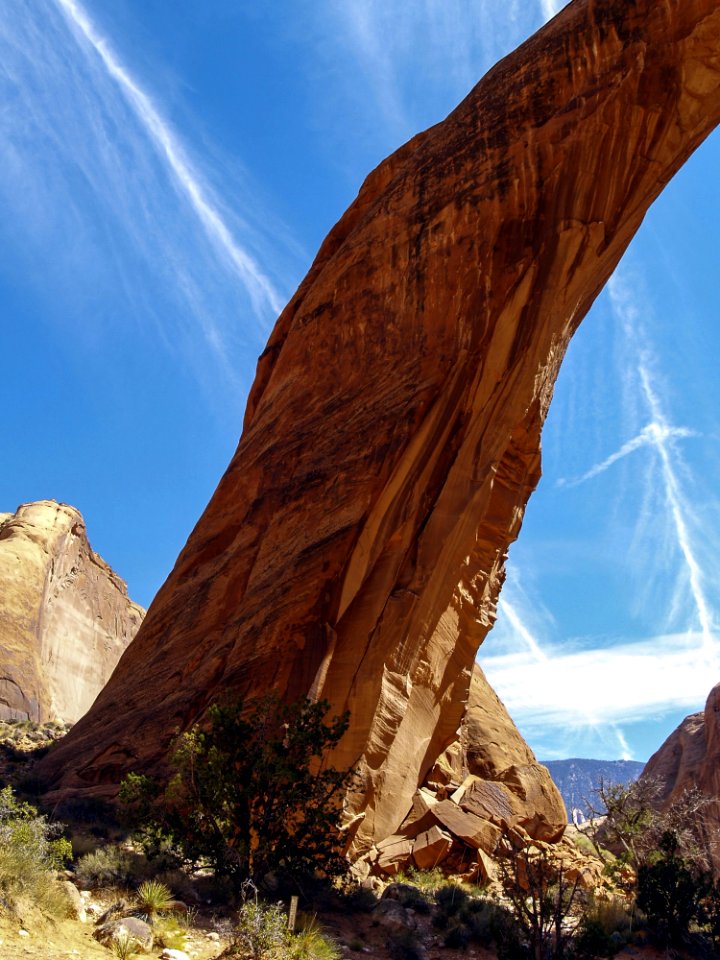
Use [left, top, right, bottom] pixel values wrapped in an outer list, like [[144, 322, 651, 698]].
[[39, 0, 720, 852]]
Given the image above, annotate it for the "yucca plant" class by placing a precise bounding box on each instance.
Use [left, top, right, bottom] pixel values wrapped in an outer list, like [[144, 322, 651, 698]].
[[136, 879, 176, 922]]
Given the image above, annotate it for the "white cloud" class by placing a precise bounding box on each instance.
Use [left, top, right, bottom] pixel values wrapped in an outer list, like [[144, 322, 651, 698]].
[[558, 422, 697, 488], [54, 0, 283, 321], [485, 261, 720, 760], [483, 631, 716, 731], [312, 0, 538, 155], [539, 0, 565, 22], [607, 272, 717, 651], [0, 0, 297, 400]]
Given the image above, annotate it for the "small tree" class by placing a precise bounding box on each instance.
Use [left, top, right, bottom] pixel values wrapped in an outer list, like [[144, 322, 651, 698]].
[[121, 694, 354, 893], [636, 830, 710, 947], [586, 778, 711, 882], [498, 838, 580, 960]]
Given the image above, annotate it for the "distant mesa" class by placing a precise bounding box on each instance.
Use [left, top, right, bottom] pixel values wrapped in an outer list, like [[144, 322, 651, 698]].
[[0, 500, 144, 724], [543, 758, 645, 823], [37, 0, 720, 865]]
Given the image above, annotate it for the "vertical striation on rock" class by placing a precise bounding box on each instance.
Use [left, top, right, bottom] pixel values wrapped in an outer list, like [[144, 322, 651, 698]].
[[39, 0, 720, 852], [0, 501, 144, 723]]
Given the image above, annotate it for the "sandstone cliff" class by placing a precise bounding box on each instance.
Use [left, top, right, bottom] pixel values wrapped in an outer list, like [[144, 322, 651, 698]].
[[0, 501, 144, 723], [642, 683, 720, 872], [39, 0, 720, 855], [365, 663, 567, 877]]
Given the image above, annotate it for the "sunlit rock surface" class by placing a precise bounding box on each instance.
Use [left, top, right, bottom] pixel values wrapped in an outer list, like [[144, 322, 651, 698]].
[[39, 0, 720, 852], [364, 664, 566, 876], [642, 683, 720, 873], [0, 501, 144, 723]]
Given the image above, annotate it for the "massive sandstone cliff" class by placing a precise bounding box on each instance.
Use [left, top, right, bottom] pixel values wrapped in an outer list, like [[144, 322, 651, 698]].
[[0, 501, 144, 723], [39, 0, 720, 853], [642, 683, 720, 873]]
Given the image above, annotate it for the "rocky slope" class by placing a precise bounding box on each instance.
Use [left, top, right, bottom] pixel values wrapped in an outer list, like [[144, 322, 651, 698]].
[[543, 759, 645, 822], [641, 683, 720, 872], [363, 663, 567, 877], [0, 501, 144, 723], [39, 0, 720, 856]]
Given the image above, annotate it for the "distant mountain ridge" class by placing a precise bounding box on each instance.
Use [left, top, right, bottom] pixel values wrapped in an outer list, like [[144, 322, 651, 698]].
[[543, 758, 645, 821]]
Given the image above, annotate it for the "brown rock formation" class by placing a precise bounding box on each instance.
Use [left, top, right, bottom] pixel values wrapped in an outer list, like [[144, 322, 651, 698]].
[[39, 0, 720, 853], [642, 683, 720, 872], [0, 501, 144, 723], [366, 664, 565, 877]]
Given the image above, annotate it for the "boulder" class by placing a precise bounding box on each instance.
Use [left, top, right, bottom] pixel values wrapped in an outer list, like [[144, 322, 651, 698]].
[[376, 836, 414, 876], [60, 880, 86, 922], [94, 917, 153, 952], [412, 825, 453, 870], [431, 799, 502, 852], [372, 899, 417, 934]]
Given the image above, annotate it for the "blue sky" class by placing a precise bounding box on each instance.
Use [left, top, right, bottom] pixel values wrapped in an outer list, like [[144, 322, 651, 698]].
[[2, 1, 719, 763]]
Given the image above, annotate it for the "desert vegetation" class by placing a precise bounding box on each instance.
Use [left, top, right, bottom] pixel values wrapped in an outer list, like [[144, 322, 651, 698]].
[[5, 709, 720, 960]]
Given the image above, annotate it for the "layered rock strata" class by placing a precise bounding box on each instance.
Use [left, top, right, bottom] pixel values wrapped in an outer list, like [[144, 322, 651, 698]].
[[39, 0, 720, 854], [642, 682, 720, 873], [0, 501, 144, 723], [365, 664, 566, 877]]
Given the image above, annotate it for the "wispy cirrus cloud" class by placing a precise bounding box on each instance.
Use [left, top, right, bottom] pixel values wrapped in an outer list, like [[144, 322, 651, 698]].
[[539, 0, 566, 23], [608, 273, 718, 653], [311, 0, 535, 162], [492, 592, 636, 760], [54, 0, 283, 322], [0, 0, 295, 397], [558, 422, 697, 489]]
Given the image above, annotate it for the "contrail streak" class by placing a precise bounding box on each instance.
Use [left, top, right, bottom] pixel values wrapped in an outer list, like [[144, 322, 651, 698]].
[[54, 0, 284, 322], [607, 271, 717, 655], [639, 365, 715, 653], [498, 599, 548, 662], [558, 422, 696, 487]]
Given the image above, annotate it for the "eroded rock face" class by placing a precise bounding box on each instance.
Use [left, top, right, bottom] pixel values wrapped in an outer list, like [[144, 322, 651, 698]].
[[38, 0, 720, 851], [0, 501, 144, 723], [366, 664, 566, 877], [642, 683, 720, 872]]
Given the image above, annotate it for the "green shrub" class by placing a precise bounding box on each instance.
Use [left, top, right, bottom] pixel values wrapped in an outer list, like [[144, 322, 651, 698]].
[[231, 887, 289, 960], [153, 915, 188, 952], [75, 845, 133, 889], [382, 882, 432, 914], [396, 866, 446, 893], [573, 896, 632, 960], [120, 694, 354, 894], [637, 830, 709, 946], [343, 885, 378, 913], [109, 931, 136, 960], [0, 784, 72, 916], [287, 916, 341, 960], [433, 882, 471, 927]]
